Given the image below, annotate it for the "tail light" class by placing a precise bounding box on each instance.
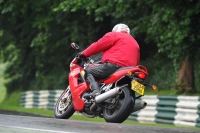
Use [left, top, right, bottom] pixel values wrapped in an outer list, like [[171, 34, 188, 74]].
[[135, 72, 146, 79], [152, 85, 157, 90]]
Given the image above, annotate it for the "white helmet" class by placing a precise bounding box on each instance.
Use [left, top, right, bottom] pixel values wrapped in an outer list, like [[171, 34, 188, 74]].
[[112, 23, 130, 34]]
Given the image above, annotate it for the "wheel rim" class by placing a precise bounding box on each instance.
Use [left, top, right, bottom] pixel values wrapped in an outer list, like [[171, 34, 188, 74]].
[[56, 88, 72, 115]]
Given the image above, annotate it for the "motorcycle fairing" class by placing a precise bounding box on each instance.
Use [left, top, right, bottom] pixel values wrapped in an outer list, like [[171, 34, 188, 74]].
[[68, 67, 90, 111]]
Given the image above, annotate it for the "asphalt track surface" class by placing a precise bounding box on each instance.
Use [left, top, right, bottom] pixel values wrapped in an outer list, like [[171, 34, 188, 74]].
[[0, 110, 199, 133]]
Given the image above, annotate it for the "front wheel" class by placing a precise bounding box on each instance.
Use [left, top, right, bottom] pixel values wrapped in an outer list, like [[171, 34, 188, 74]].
[[54, 86, 75, 119], [103, 86, 134, 123]]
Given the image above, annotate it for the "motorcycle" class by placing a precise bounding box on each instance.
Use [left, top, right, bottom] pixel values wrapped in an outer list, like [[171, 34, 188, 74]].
[[54, 42, 156, 123]]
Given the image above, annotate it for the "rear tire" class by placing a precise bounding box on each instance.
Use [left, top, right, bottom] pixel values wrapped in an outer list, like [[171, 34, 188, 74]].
[[103, 86, 134, 123], [54, 86, 75, 119]]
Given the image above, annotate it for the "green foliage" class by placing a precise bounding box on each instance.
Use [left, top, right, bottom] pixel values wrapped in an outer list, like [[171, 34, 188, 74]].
[[0, 63, 7, 103], [0, 0, 67, 91], [194, 62, 200, 90], [0, 0, 200, 93], [141, 54, 176, 90], [0, 0, 112, 92], [143, 0, 200, 70]]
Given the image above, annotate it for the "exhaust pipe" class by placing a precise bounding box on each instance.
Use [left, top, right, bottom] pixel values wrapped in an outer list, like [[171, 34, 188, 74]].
[[132, 101, 147, 112], [95, 87, 122, 104]]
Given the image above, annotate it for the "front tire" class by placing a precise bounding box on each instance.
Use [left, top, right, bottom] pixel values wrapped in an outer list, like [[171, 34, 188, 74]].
[[54, 86, 75, 119], [103, 86, 134, 123]]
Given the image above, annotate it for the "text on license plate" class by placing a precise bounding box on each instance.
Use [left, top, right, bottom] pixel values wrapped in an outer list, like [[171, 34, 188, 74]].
[[131, 80, 145, 95]]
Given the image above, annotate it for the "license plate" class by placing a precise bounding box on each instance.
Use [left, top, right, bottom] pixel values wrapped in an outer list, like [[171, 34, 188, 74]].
[[131, 80, 145, 95]]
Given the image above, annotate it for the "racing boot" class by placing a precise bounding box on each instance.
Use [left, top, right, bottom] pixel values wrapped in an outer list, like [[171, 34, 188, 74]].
[[89, 81, 100, 96], [84, 74, 100, 97]]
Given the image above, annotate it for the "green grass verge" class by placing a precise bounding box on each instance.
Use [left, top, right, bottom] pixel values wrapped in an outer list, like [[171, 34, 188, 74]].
[[0, 63, 7, 103], [144, 87, 200, 96], [0, 85, 6, 103]]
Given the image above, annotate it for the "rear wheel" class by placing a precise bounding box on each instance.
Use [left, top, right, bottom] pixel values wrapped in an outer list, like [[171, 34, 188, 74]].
[[54, 86, 75, 119], [103, 86, 134, 123]]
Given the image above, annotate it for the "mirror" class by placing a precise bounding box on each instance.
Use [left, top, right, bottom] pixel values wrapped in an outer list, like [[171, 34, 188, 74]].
[[71, 42, 80, 50]]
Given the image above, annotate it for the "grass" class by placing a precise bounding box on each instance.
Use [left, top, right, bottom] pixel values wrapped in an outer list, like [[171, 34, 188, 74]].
[[144, 87, 200, 96], [0, 63, 7, 103]]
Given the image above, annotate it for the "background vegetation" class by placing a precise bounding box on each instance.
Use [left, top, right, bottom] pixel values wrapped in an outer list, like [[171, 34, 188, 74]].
[[0, 63, 6, 102], [0, 0, 200, 95], [0, 1, 200, 130]]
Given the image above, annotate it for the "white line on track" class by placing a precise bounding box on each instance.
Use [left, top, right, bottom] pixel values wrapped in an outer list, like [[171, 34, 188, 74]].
[[0, 125, 76, 133]]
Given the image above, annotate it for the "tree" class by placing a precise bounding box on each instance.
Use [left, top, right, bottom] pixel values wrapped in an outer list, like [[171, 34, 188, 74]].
[[0, 0, 112, 92], [1, 0, 200, 93], [55, 0, 200, 92], [0, 0, 70, 91], [142, 0, 200, 92]]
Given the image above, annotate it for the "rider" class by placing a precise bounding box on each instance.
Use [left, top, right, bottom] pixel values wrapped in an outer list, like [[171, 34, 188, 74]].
[[80, 23, 140, 96]]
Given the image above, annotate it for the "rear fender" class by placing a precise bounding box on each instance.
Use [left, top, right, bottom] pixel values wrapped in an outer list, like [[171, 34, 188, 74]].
[[103, 66, 148, 84]]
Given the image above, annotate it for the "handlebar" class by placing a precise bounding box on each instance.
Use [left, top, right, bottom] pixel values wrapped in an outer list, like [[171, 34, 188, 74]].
[[71, 42, 99, 66]]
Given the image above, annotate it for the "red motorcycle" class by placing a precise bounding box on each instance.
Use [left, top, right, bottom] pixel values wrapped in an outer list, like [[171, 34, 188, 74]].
[[54, 42, 156, 123]]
